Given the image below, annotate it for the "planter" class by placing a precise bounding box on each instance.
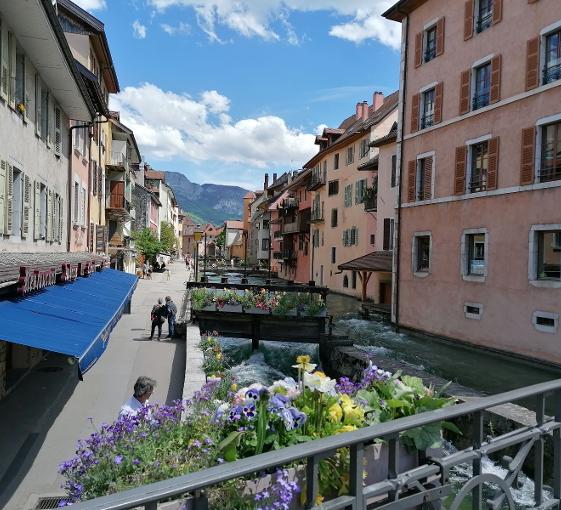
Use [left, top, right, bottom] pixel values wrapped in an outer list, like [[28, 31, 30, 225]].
[[218, 304, 243, 313], [244, 306, 270, 315]]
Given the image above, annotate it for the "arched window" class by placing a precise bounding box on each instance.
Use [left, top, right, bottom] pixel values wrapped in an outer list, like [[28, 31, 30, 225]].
[[343, 275, 349, 288]]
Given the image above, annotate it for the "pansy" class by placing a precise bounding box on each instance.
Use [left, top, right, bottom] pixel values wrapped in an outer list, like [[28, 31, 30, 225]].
[[303, 371, 337, 394], [243, 403, 256, 419], [228, 405, 243, 422], [288, 407, 306, 428]]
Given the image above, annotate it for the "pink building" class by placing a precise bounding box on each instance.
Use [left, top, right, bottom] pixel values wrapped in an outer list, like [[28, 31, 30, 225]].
[[385, 0, 561, 363]]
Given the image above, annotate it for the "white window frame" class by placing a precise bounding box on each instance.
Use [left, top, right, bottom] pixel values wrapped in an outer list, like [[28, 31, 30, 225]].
[[423, 22, 438, 63], [470, 55, 494, 112], [412, 231, 432, 278], [540, 19, 561, 86], [461, 227, 488, 282], [465, 134, 493, 194], [528, 223, 561, 288], [532, 310, 559, 334], [464, 302, 483, 320], [535, 113, 561, 183], [474, 0, 493, 34]]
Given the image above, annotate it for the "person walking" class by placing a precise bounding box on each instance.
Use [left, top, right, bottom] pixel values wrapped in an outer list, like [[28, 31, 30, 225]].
[[119, 376, 156, 418], [150, 298, 167, 340], [165, 296, 177, 338]]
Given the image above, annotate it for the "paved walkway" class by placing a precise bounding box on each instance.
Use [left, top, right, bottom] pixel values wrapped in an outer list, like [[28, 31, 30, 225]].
[[0, 263, 190, 510]]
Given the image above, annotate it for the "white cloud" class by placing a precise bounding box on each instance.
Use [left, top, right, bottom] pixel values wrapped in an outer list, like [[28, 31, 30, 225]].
[[72, 0, 106, 10], [161, 22, 191, 35], [147, 0, 400, 49], [132, 20, 147, 39], [111, 83, 317, 169]]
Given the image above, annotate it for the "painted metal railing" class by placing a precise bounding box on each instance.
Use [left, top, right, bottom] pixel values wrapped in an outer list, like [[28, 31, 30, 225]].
[[68, 378, 561, 510]]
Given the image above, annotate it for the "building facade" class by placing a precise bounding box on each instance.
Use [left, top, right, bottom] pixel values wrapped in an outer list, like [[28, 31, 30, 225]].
[[384, 0, 561, 363]]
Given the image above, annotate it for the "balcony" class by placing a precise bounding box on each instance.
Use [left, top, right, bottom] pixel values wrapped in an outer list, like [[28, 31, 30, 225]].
[[469, 174, 488, 193], [540, 161, 561, 183], [281, 249, 295, 261], [310, 206, 324, 223], [273, 230, 283, 239], [109, 151, 129, 171], [364, 192, 377, 212], [278, 197, 299, 210], [308, 168, 326, 191], [543, 63, 561, 85], [106, 182, 133, 221], [273, 251, 282, 260], [472, 91, 490, 111]]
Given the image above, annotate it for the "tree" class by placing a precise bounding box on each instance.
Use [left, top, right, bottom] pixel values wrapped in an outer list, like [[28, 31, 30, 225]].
[[132, 228, 162, 262], [160, 221, 177, 254], [216, 229, 226, 249]]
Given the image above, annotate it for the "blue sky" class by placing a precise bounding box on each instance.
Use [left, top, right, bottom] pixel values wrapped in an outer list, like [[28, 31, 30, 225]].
[[76, 0, 401, 190]]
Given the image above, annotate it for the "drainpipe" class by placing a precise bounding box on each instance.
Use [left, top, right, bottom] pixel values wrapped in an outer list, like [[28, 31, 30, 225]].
[[96, 117, 110, 252], [394, 12, 409, 332]]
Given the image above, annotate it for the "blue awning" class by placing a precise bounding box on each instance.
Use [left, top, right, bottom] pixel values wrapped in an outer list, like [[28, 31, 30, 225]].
[[0, 268, 137, 376]]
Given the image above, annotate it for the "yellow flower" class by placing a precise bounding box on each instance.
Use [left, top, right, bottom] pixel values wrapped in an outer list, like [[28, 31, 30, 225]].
[[296, 355, 311, 365], [230, 383, 238, 392], [315, 495, 324, 505], [335, 425, 357, 434], [216, 353, 223, 360], [327, 403, 343, 423]]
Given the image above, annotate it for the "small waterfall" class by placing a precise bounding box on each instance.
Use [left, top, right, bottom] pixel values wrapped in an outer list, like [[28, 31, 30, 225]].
[[230, 351, 289, 387]]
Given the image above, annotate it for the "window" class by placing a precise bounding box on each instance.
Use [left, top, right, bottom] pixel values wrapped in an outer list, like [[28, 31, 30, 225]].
[[355, 179, 367, 204], [41, 85, 49, 143], [312, 229, 320, 248], [352, 271, 357, 289], [359, 139, 369, 159], [537, 230, 561, 281], [469, 141, 489, 192], [415, 235, 431, 273], [73, 182, 79, 224], [540, 121, 561, 183], [420, 88, 435, 129], [11, 168, 22, 236], [323, 160, 328, 173], [464, 303, 483, 320], [476, 0, 493, 34], [383, 219, 394, 251], [544, 29, 561, 85], [416, 157, 432, 201], [261, 238, 270, 251], [331, 247, 336, 264], [473, 62, 491, 110], [328, 180, 339, 196], [344, 227, 359, 247], [344, 184, 353, 207], [331, 208, 338, 228], [533, 311, 559, 334], [424, 25, 437, 63], [334, 153, 340, 170], [370, 234, 375, 245], [465, 232, 487, 277], [391, 155, 397, 188], [263, 219, 270, 229], [15, 44, 25, 112], [343, 275, 349, 288], [346, 146, 354, 165], [39, 184, 47, 239]]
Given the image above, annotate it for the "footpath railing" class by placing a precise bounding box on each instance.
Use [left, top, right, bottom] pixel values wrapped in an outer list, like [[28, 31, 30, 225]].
[[68, 378, 561, 510]]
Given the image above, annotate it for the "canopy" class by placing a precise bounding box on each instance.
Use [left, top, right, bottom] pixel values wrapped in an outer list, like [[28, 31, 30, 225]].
[[338, 251, 392, 272], [0, 269, 137, 377]]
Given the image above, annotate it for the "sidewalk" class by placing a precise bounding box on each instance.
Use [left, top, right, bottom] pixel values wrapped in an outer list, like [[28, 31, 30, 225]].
[[0, 263, 189, 510]]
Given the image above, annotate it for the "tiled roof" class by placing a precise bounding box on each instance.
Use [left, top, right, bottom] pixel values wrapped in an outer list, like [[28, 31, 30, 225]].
[[243, 191, 256, 199], [145, 169, 165, 181], [370, 122, 398, 148], [338, 251, 393, 272], [225, 220, 244, 230]]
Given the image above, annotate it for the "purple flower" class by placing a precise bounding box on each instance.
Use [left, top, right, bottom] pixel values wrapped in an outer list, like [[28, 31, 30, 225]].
[[336, 376, 359, 395], [288, 408, 306, 429], [114, 455, 123, 465], [229, 405, 243, 422], [192, 439, 202, 448], [243, 404, 256, 419], [133, 458, 141, 465]]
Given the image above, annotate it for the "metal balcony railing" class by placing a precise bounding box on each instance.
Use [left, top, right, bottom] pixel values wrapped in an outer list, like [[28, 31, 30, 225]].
[[281, 249, 295, 261], [68, 378, 561, 510], [420, 113, 434, 129], [539, 161, 561, 183], [469, 174, 488, 193], [279, 197, 299, 210], [110, 151, 129, 170], [424, 46, 436, 63], [472, 91, 490, 110], [364, 192, 377, 212], [310, 206, 324, 223], [543, 63, 561, 85], [308, 169, 326, 191], [475, 10, 493, 33]]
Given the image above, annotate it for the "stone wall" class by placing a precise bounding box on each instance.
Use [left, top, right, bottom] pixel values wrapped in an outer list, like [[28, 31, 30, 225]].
[[132, 186, 149, 232]]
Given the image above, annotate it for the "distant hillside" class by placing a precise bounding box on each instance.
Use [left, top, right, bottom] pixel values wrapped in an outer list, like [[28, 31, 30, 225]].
[[164, 171, 249, 225]]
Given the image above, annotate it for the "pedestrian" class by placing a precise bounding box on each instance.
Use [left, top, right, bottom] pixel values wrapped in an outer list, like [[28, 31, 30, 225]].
[[147, 264, 153, 280], [165, 296, 177, 338], [166, 268, 171, 281], [150, 298, 167, 340], [119, 376, 156, 418]]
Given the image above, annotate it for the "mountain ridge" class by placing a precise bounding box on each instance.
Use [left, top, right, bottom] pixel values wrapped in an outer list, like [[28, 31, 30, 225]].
[[164, 171, 250, 225]]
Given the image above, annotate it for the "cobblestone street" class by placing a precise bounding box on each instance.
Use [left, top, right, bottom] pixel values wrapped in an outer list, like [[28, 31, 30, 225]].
[[0, 264, 189, 509]]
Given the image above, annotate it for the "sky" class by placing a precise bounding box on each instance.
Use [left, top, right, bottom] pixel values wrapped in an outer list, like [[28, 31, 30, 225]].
[[75, 0, 401, 190]]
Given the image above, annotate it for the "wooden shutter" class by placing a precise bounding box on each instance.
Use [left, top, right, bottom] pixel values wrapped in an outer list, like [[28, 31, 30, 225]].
[[414, 32, 423, 68], [490, 55, 502, 103], [0, 23, 7, 101], [89, 223, 94, 252], [434, 82, 443, 124], [0, 161, 6, 235], [459, 70, 471, 115], [98, 164, 103, 197], [35, 74, 41, 137], [47, 93, 53, 148], [7, 32, 15, 108], [383, 219, 391, 251], [391, 155, 397, 187], [47, 188, 53, 242], [5, 163, 12, 235], [487, 137, 500, 190], [464, 0, 474, 40], [436, 17, 445, 56], [54, 106, 62, 155], [520, 127, 536, 185], [33, 181, 40, 240], [492, 0, 503, 24], [411, 93, 420, 133], [526, 37, 540, 91], [22, 174, 30, 238], [407, 160, 416, 202], [58, 196, 64, 243], [423, 157, 433, 200], [454, 146, 467, 195]]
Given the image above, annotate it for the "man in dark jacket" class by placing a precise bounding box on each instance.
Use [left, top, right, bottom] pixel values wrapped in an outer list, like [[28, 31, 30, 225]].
[[150, 298, 167, 340], [165, 296, 177, 338]]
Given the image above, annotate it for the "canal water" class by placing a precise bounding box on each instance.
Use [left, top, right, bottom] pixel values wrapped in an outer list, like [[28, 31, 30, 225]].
[[206, 278, 558, 508]]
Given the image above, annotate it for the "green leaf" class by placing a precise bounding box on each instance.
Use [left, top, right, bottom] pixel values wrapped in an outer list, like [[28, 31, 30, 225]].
[[401, 375, 425, 393], [218, 431, 244, 462], [402, 423, 442, 451], [441, 420, 463, 436], [385, 398, 409, 409]]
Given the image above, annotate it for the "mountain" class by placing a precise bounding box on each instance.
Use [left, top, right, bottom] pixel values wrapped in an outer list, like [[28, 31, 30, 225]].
[[164, 171, 250, 225]]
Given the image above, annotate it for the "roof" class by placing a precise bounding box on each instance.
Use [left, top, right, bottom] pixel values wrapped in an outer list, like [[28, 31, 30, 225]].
[[370, 122, 398, 148], [243, 191, 256, 199], [383, 0, 429, 21], [134, 184, 162, 206], [74, 59, 109, 116], [145, 169, 165, 181], [357, 155, 379, 172], [269, 191, 288, 211], [109, 116, 141, 163], [304, 91, 399, 169], [225, 220, 244, 230], [338, 251, 393, 272], [57, 0, 120, 92]]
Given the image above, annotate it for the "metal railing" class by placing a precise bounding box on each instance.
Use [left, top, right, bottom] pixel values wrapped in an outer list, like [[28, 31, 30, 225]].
[[540, 162, 561, 183], [469, 174, 488, 193], [308, 169, 326, 191], [472, 91, 490, 110], [424, 46, 437, 63], [69, 378, 561, 510], [311, 206, 323, 223], [543, 63, 561, 85], [364, 194, 377, 212], [476, 10, 493, 33], [420, 113, 434, 129], [279, 197, 299, 210]]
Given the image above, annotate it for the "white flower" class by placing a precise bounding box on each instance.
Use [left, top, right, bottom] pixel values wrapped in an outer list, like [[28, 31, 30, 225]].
[[303, 371, 337, 394], [292, 362, 317, 372]]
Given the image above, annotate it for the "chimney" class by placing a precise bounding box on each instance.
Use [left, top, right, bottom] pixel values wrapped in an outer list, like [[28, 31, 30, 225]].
[[372, 91, 384, 111], [361, 101, 369, 121], [273, 173, 277, 183], [264, 173, 269, 190], [356, 102, 363, 120]]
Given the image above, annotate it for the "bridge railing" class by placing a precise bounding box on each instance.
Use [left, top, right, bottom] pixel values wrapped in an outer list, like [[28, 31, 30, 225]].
[[186, 280, 329, 299], [68, 378, 561, 510]]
